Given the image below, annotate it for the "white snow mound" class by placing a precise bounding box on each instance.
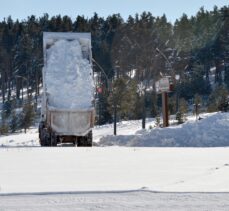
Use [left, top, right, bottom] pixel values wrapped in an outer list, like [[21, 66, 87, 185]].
[[45, 39, 94, 109], [99, 112, 229, 147]]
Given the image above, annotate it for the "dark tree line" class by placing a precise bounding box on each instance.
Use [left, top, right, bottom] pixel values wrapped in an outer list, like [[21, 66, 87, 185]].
[[0, 5, 228, 127]]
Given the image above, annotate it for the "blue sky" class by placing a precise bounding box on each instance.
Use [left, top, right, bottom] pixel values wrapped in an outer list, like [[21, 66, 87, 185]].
[[0, 0, 228, 22]]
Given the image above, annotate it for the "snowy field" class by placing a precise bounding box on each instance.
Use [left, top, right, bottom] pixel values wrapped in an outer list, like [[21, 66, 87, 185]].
[[1, 112, 229, 210], [1, 147, 229, 194], [1, 147, 229, 210], [1, 191, 229, 211]]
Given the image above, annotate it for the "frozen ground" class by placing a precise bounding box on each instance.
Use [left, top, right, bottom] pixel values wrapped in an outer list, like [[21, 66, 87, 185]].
[[0, 128, 39, 147], [1, 147, 229, 210], [1, 147, 229, 194], [99, 112, 229, 147], [1, 191, 229, 211], [1, 112, 229, 210]]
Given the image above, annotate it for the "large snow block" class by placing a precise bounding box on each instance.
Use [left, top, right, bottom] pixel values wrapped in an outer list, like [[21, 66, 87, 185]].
[[43, 32, 94, 110]]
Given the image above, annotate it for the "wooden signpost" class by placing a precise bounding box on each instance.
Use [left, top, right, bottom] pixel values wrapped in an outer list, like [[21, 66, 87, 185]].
[[156, 76, 173, 127]]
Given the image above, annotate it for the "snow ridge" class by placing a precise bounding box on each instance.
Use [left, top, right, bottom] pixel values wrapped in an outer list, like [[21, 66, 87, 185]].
[[99, 112, 229, 147]]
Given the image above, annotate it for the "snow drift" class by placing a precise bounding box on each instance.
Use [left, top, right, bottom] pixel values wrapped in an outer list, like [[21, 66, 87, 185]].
[[99, 112, 229, 147]]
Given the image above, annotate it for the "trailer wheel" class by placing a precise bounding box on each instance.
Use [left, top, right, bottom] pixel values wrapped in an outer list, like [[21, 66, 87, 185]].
[[39, 128, 50, 146], [87, 131, 93, 147], [44, 130, 51, 146], [50, 132, 57, 146], [39, 122, 45, 146], [77, 131, 92, 147], [77, 137, 84, 147]]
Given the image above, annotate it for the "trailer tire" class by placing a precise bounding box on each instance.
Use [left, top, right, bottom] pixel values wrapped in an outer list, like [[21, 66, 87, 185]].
[[77, 131, 92, 147], [39, 122, 45, 146], [86, 131, 93, 147], [39, 128, 50, 146], [50, 132, 57, 146]]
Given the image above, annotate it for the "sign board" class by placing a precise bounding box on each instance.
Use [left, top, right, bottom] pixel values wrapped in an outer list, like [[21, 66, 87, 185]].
[[156, 76, 173, 93]]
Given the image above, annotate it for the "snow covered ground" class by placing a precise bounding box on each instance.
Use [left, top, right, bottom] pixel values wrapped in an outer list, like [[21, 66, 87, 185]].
[[1, 112, 229, 210], [99, 112, 229, 147], [0, 128, 39, 147], [1, 191, 229, 211], [1, 147, 229, 210], [1, 147, 229, 194]]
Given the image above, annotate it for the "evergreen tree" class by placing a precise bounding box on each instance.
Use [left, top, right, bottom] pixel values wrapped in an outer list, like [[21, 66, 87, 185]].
[[21, 96, 35, 133], [9, 110, 19, 132], [0, 7, 228, 124], [108, 78, 138, 120], [208, 85, 229, 112], [176, 98, 188, 124]]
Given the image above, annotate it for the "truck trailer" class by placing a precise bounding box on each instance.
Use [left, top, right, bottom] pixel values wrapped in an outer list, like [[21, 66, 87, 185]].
[[39, 32, 95, 146]]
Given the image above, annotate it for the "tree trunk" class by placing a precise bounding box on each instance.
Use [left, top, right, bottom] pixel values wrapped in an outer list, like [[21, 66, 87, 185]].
[[7, 76, 11, 101], [215, 59, 222, 85], [204, 62, 210, 83], [1, 71, 6, 103]]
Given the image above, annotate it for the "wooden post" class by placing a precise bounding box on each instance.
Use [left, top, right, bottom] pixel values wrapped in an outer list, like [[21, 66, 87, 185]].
[[162, 92, 169, 127], [142, 94, 146, 129], [114, 102, 117, 135]]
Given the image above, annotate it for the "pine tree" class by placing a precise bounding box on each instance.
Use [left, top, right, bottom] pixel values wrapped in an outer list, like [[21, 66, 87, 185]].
[[9, 110, 19, 132], [21, 96, 35, 133], [207, 85, 229, 112], [0, 8, 228, 124], [108, 78, 138, 120]]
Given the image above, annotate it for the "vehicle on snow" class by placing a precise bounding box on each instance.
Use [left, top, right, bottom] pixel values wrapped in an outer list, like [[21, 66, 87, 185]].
[[39, 32, 95, 146]]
